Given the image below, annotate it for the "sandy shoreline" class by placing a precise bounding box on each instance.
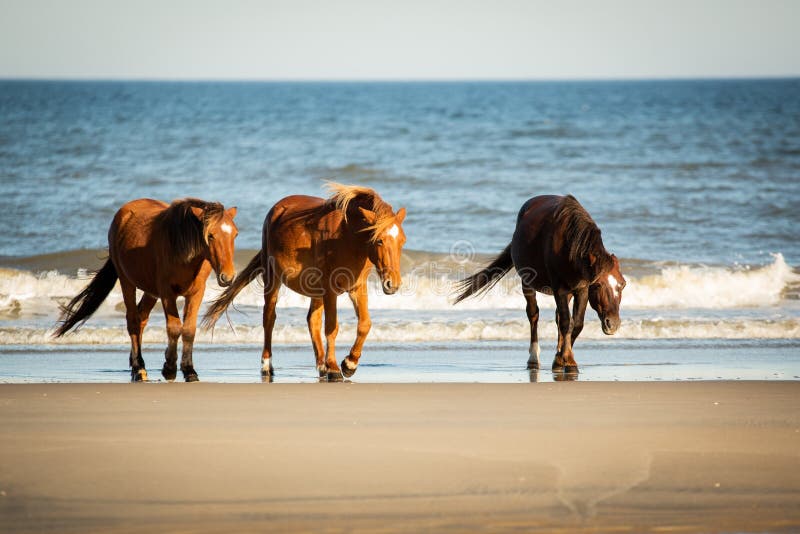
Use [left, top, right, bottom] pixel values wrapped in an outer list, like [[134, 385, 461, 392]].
[[1, 382, 799, 533]]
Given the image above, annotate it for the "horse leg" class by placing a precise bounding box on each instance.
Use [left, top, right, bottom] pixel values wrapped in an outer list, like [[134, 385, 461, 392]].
[[569, 287, 589, 366], [261, 278, 280, 377], [121, 279, 147, 382], [179, 290, 204, 382], [161, 296, 182, 382], [552, 292, 576, 373], [523, 288, 540, 370], [307, 298, 325, 377], [342, 286, 370, 378], [323, 293, 343, 382], [136, 293, 157, 373]]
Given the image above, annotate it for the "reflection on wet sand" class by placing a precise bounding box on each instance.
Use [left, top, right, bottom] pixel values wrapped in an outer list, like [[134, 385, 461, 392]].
[[553, 371, 579, 382], [528, 369, 579, 382]]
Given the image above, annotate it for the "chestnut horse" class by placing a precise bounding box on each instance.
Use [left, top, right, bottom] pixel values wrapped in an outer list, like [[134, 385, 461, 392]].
[[454, 195, 625, 374], [204, 183, 406, 381], [54, 198, 239, 382]]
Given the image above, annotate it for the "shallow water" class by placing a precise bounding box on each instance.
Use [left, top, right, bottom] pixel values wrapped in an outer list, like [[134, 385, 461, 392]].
[[2, 339, 798, 383]]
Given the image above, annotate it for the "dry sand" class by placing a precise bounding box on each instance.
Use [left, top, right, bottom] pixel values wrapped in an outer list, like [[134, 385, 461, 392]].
[[1, 381, 799, 533]]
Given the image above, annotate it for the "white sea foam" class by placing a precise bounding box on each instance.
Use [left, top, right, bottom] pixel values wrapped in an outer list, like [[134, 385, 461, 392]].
[[1, 255, 797, 322]]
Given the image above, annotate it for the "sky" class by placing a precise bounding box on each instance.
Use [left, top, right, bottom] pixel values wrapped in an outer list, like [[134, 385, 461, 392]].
[[0, 0, 798, 80]]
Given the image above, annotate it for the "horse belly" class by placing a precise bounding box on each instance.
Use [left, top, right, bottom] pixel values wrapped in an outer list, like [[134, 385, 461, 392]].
[[281, 268, 333, 298], [511, 241, 553, 293]]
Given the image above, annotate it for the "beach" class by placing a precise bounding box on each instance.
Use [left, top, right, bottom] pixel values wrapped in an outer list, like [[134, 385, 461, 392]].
[[1, 381, 799, 533]]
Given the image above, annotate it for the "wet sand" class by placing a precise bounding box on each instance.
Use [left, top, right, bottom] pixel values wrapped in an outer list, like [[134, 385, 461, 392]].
[[1, 382, 799, 533]]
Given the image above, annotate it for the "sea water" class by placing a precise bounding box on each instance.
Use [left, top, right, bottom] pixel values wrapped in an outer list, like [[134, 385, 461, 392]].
[[1, 80, 798, 382]]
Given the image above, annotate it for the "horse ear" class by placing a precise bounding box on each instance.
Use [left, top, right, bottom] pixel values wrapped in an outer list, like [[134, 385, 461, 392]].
[[358, 207, 377, 225], [395, 207, 407, 224], [190, 206, 205, 221], [226, 206, 238, 218]]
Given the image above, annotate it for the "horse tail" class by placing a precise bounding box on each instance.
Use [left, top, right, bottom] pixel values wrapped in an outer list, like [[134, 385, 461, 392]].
[[202, 252, 264, 329], [453, 244, 513, 304], [53, 259, 118, 337]]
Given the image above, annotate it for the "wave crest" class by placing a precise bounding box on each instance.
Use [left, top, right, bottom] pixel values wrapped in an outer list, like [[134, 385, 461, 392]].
[[1, 255, 798, 321]]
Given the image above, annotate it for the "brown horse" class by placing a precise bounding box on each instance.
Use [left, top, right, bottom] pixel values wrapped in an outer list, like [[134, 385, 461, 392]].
[[454, 195, 625, 374], [54, 198, 238, 382], [204, 183, 406, 381]]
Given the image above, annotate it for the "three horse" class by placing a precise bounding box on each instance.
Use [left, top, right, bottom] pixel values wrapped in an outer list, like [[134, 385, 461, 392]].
[[203, 183, 406, 381], [455, 195, 625, 374], [54, 191, 621, 380], [54, 198, 239, 382]]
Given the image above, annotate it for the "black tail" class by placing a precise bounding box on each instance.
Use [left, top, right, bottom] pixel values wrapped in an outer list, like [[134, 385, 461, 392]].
[[453, 244, 513, 304], [202, 252, 264, 329], [53, 260, 118, 337]]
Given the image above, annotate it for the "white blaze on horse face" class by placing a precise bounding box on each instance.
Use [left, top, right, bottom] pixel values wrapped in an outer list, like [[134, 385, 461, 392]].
[[220, 223, 233, 234], [608, 274, 620, 298], [387, 224, 400, 239]]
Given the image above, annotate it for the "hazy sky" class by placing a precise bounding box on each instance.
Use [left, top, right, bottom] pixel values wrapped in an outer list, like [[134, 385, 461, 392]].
[[1, 0, 798, 80]]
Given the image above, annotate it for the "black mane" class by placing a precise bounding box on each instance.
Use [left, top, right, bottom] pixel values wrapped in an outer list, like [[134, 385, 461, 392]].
[[158, 198, 225, 263]]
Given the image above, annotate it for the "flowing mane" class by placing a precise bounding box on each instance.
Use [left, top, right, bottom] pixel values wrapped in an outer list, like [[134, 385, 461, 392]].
[[555, 195, 613, 275], [324, 182, 397, 242], [158, 198, 226, 263]]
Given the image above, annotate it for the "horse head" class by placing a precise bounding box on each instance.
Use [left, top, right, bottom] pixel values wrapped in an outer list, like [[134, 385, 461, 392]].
[[358, 206, 407, 294], [588, 254, 625, 335], [192, 205, 238, 287]]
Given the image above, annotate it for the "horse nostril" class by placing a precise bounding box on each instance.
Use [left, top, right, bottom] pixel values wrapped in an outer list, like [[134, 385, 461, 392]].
[[604, 318, 619, 332]]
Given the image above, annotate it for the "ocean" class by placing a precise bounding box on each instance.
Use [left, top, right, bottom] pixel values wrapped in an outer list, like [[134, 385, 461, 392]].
[[1, 79, 799, 382]]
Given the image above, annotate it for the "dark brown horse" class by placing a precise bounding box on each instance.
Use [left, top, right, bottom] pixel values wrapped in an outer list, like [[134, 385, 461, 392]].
[[54, 198, 239, 382], [203, 183, 406, 381], [454, 195, 625, 374]]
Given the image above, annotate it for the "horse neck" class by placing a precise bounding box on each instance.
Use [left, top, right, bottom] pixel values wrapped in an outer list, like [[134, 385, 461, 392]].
[[324, 212, 372, 268]]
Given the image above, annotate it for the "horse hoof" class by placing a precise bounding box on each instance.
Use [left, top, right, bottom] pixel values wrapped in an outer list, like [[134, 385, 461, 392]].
[[184, 373, 199, 383], [527, 361, 540, 370], [564, 365, 579, 374], [261, 368, 274, 377], [131, 369, 148, 382], [327, 370, 344, 382], [161, 366, 177, 382], [341, 358, 357, 378]]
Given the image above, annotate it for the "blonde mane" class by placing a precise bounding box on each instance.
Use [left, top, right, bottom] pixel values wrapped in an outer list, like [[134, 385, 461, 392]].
[[324, 182, 397, 242]]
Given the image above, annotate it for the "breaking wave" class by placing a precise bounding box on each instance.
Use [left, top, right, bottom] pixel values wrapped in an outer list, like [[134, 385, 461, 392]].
[[1, 252, 797, 319]]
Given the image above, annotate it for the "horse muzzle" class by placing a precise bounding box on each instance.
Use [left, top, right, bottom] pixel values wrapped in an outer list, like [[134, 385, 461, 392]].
[[601, 316, 620, 335], [381, 277, 400, 295], [217, 272, 235, 288]]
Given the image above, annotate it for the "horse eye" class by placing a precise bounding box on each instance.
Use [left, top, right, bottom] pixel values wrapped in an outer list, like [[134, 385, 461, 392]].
[[208, 234, 215, 241], [375, 239, 384, 246]]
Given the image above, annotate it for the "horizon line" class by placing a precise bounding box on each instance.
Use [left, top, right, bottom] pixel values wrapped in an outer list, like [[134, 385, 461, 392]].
[[1, 75, 799, 84]]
